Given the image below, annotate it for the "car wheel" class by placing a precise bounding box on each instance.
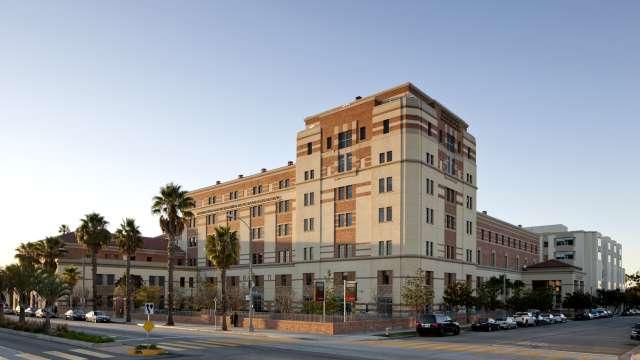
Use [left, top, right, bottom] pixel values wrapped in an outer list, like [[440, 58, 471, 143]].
[[439, 328, 445, 337], [454, 327, 460, 335]]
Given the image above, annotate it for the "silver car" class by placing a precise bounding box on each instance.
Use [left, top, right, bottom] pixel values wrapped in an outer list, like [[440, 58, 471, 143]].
[[85, 310, 111, 323], [495, 316, 518, 329]]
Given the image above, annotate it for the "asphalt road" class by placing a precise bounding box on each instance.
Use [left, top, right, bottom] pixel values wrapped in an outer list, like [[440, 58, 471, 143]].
[[1, 315, 638, 360]]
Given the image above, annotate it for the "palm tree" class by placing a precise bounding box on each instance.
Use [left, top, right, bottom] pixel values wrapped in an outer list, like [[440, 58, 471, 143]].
[[36, 236, 68, 273], [61, 266, 80, 309], [58, 224, 70, 235], [4, 263, 36, 323], [34, 270, 70, 330], [75, 212, 110, 311], [0, 267, 6, 318], [205, 226, 239, 331], [114, 218, 143, 323], [15, 242, 41, 267], [151, 183, 195, 326]]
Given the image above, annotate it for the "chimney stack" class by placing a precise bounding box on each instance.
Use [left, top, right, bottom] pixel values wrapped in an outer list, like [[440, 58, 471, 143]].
[[288, 161, 294, 166], [261, 168, 267, 173], [216, 180, 221, 185], [238, 174, 244, 179], [482, 210, 487, 215]]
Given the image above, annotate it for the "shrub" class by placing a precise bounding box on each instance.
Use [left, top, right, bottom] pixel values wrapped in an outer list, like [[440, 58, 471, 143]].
[[0, 317, 46, 333], [54, 327, 114, 343]]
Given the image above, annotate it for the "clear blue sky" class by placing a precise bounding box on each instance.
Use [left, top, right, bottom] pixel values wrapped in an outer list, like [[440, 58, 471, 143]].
[[1, 1, 638, 273]]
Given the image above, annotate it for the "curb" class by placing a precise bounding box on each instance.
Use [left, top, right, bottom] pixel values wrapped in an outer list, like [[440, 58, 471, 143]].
[[620, 343, 640, 360], [151, 324, 309, 340], [0, 327, 122, 348]]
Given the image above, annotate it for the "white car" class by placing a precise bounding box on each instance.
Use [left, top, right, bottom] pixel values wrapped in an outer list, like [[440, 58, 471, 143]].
[[514, 312, 537, 327], [495, 316, 518, 329], [85, 311, 111, 323], [552, 313, 567, 323]]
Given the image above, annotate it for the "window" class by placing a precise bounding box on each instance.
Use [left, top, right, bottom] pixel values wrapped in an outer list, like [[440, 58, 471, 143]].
[[338, 130, 352, 149], [466, 173, 473, 184], [303, 192, 315, 206], [386, 240, 392, 256], [379, 177, 392, 192], [307, 142, 312, 155], [444, 272, 456, 287], [445, 215, 456, 230], [477, 249, 481, 264], [379, 152, 385, 164], [504, 255, 508, 269], [466, 249, 473, 262], [466, 196, 473, 209], [146, 256, 152, 262], [425, 241, 434, 256], [445, 188, 456, 202], [250, 227, 262, 240], [336, 213, 353, 227], [278, 179, 290, 189], [277, 200, 290, 213], [383, 119, 390, 134], [304, 170, 315, 180], [228, 191, 238, 200], [277, 224, 290, 236], [250, 205, 262, 217], [425, 152, 434, 165], [106, 274, 115, 285], [207, 196, 216, 205], [380, 270, 392, 285], [386, 151, 392, 162], [326, 136, 332, 149], [303, 247, 314, 261], [491, 252, 496, 266], [252, 252, 263, 264], [378, 208, 384, 222], [378, 241, 384, 256], [252, 185, 263, 195], [378, 207, 392, 222], [426, 178, 434, 195], [359, 126, 366, 140], [446, 245, 455, 259], [466, 221, 473, 235], [425, 271, 434, 286], [303, 218, 314, 232], [188, 236, 197, 247], [336, 244, 354, 258], [189, 277, 194, 288], [386, 207, 392, 221], [446, 133, 456, 152], [180, 277, 185, 288], [206, 214, 215, 225], [338, 152, 353, 172], [336, 185, 353, 200], [226, 210, 237, 221], [425, 208, 434, 224]]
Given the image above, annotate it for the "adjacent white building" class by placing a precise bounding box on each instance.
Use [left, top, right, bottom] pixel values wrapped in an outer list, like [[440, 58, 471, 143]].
[[526, 224, 625, 293]]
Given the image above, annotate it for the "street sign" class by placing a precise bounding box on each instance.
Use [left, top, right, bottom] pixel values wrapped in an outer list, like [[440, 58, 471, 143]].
[[143, 320, 155, 334], [345, 281, 357, 302], [314, 281, 325, 302], [144, 303, 155, 315]]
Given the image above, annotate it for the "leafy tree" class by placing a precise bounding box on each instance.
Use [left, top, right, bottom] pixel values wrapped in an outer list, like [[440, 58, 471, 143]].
[[114, 218, 143, 323], [562, 290, 593, 313], [61, 266, 80, 309], [205, 226, 239, 331], [36, 236, 67, 273], [525, 287, 554, 311], [58, 224, 70, 235], [193, 279, 218, 312], [475, 282, 502, 310], [34, 270, 70, 330], [151, 182, 195, 326], [401, 269, 434, 316], [75, 212, 111, 311], [15, 242, 41, 267], [624, 287, 640, 309], [135, 286, 162, 308], [4, 263, 37, 323], [443, 281, 474, 323], [626, 271, 640, 288]]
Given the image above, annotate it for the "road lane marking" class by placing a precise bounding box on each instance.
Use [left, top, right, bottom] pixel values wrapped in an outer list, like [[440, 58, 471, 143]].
[[159, 342, 204, 349], [191, 340, 238, 347], [44, 351, 86, 360], [16, 354, 49, 360], [69, 349, 113, 358], [155, 344, 185, 352]]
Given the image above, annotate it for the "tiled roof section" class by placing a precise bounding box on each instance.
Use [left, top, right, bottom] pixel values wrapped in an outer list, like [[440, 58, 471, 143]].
[[57, 232, 167, 251], [526, 259, 582, 270]]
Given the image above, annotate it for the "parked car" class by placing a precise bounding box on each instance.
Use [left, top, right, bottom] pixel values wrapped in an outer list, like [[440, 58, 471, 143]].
[[575, 311, 593, 320], [64, 309, 86, 321], [472, 317, 501, 332], [552, 313, 568, 323], [631, 323, 640, 340], [514, 312, 537, 327], [495, 317, 518, 330], [24, 307, 36, 317], [538, 313, 554, 325], [85, 311, 111, 323], [594, 309, 608, 318], [590, 309, 601, 319], [416, 314, 460, 336], [35, 308, 57, 318], [2, 304, 12, 314], [623, 309, 640, 316]]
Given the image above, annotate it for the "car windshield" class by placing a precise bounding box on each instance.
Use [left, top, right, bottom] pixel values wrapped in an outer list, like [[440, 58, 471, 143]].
[[420, 315, 436, 323], [515, 312, 528, 316], [495, 318, 506, 321], [94, 311, 105, 316]]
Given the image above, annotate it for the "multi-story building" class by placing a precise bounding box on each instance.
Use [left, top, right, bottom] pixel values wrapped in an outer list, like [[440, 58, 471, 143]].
[[185, 82, 519, 312], [526, 225, 625, 293]]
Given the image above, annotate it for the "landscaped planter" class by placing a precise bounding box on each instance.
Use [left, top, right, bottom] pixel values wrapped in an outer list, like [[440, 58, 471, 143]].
[[128, 346, 167, 356]]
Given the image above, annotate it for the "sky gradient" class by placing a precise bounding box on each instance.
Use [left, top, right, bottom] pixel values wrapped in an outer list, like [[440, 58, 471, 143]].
[[1, 1, 638, 273]]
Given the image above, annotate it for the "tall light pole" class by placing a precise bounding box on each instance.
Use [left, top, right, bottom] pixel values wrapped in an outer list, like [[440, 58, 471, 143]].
[[228, 214, 254, 332]]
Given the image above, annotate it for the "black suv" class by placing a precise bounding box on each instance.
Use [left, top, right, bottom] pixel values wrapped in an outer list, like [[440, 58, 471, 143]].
[[471, 318, 500, 332], [416, 314, 460, 336]]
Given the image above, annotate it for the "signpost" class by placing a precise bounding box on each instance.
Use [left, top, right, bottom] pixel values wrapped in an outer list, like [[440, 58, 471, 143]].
[[143, 303, 155, 337], [314, 281, 325, 322]]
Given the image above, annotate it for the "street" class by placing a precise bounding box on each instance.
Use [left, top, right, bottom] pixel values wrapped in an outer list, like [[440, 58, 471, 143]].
[[0, 315, 637, 359]]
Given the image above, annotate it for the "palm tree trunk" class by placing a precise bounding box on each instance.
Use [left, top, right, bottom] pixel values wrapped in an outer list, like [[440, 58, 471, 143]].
[[125, 257, 131, 323], [221, 269, 227, 331], [166, 236, 175, 326], [19, 293, 25, 323], [91, 251, 98, 312]]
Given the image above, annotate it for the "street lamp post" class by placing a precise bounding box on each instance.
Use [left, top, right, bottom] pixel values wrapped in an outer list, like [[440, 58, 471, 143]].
[[228, 214, 255, 332]]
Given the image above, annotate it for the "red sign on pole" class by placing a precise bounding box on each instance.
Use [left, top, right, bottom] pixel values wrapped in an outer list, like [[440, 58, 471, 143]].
[[315, 281, 325, 302], [345, 281, 357, 302]]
